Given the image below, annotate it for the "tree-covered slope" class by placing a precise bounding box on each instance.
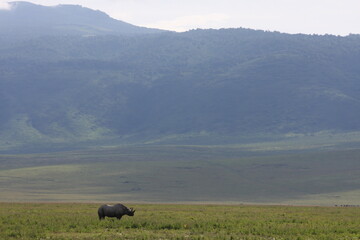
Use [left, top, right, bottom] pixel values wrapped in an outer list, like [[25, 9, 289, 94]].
[[1, 4, 360, 151]]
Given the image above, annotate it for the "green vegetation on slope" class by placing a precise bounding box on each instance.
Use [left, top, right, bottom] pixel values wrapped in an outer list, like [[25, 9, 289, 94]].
[[1, 23, 360, 151], [1, 203, 359, 240]]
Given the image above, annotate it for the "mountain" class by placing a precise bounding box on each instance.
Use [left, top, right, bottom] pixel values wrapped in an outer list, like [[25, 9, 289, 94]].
[[0, 1, 164, 37], [1, 3, 360, 152]]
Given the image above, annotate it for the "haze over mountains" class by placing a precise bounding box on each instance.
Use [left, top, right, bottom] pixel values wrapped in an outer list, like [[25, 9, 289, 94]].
[[1, 2, 360, 152]]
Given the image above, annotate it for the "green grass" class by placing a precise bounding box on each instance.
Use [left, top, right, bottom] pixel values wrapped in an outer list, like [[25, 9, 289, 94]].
[[1, 145, 360, 204], [0, 203, 360, 239]]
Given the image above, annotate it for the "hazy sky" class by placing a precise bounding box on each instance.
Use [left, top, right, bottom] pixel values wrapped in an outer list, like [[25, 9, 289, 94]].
[[1, 0, 359, 35]]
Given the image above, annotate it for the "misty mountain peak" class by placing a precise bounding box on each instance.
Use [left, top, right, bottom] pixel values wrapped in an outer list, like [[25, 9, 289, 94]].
[[0, 1, 163, 36]]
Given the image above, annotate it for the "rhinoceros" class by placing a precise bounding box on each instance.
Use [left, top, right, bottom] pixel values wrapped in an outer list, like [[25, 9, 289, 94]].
[[98, 203, 135, 220]]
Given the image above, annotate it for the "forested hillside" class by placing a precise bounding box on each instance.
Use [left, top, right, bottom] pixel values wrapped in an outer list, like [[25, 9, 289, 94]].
[[1, 2, 360, 152]]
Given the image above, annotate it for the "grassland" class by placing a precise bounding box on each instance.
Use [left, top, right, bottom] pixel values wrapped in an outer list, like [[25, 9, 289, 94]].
[[1, 203, 360, 240], [1, 145, 360, 204]]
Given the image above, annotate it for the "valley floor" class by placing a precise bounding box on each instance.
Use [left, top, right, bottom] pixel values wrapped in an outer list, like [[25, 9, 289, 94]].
[[1, 144, 360, 205]]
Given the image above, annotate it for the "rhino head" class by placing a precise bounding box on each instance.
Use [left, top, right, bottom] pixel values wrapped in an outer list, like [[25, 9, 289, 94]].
[[126, 207, 136, 216]]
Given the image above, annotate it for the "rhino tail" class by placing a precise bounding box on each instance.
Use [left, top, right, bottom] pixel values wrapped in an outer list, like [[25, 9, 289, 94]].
[[98, 206, 104, 220]]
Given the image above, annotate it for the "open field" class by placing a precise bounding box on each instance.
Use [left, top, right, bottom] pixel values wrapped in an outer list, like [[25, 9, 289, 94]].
[[1, 203, 360, 240], [1, 145, 360, 204]]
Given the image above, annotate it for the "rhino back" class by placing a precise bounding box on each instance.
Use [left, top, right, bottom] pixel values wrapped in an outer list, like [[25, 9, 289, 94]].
[[105, 205, 124, 216]]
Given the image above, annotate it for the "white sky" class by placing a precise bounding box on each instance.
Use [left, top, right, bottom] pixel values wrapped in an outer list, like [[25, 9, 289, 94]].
[[1, 0, 360, 35]]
